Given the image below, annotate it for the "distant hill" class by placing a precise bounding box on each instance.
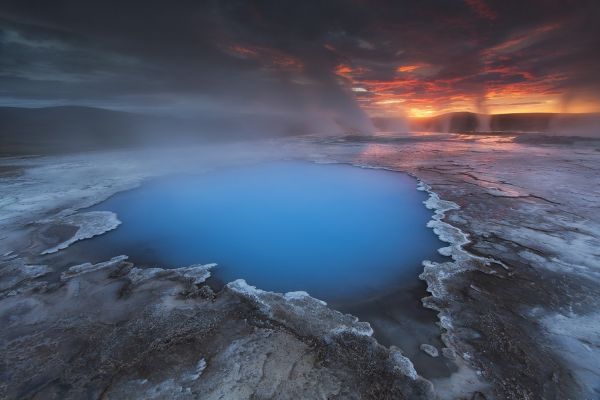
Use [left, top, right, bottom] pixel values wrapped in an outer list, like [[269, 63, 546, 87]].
[[0, 106, 316, 155], [374, 112, 600, 135], [0, 106, 152, 155]]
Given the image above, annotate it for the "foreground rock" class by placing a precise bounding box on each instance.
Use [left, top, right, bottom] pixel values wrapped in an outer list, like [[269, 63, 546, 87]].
[[0, 256, 434, 399]]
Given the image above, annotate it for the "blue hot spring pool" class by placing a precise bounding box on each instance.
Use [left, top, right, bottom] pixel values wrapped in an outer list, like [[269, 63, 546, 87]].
[[74, 162, 446, 301]]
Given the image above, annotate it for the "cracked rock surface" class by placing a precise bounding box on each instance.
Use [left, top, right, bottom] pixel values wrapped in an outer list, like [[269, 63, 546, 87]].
[[0, 257, 432, 399]]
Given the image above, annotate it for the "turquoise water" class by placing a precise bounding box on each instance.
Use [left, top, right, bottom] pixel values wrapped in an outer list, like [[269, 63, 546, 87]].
[[78, 162, 445, 301]]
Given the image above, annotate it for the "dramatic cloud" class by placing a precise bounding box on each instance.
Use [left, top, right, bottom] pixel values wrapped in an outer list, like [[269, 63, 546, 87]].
[[1, 0, 599, 126]]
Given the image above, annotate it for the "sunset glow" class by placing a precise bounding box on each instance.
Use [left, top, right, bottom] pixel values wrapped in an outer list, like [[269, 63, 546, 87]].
[[323, 2, 600, 118], [1, 0, 598, 120], [335, 44, 600, 117]]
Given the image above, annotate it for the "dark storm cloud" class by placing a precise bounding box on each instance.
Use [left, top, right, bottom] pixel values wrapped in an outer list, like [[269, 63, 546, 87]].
[[0, 0, 599, 123]]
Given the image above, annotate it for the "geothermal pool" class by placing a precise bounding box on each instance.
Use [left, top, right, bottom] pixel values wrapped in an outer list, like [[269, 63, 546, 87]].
[[71, 162, 446, 301]]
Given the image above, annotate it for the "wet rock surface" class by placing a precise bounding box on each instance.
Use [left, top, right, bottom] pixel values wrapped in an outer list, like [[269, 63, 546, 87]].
[[0, 135, 599, 399], [0, 257, 433, 399]]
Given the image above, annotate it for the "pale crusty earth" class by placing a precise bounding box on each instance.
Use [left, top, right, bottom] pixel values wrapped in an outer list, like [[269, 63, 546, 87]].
[[0, 133, 599, 399]]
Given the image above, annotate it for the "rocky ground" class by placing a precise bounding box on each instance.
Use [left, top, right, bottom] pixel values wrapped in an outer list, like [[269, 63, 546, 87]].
[[0, 134, 599, 399]]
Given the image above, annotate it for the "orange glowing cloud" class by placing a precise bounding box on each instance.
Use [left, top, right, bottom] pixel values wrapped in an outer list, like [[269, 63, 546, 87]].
[[335, 64, 371, 81], [335, 64, 354, 77], [396, 65, 420, 73]]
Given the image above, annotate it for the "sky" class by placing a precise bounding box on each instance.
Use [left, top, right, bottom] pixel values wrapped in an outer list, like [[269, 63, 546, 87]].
[[1, 0, 599, 122]]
